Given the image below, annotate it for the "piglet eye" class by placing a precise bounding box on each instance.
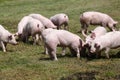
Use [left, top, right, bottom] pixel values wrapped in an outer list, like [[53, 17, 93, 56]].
[[94, 43, 97, 48], [8, 35, 12, 40], [94, 43, 100, 49], [37, 24, 39, 28], [45, 26, 47, 29]]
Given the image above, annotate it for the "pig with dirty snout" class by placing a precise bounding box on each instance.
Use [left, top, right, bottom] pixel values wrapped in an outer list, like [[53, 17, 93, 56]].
[[90, 31, 120, 58], [0, 25, 18, 52], [85, 26, 107, 44], [84, 26, 107, 49], [84, 26, 107, 57]]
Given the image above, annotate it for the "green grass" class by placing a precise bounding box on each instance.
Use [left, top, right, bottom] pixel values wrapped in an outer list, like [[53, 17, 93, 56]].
[[0, 0, 120, 80]]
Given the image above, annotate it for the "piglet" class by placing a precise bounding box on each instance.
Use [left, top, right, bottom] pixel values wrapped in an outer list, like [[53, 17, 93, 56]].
[[0, 25, 18, 52]]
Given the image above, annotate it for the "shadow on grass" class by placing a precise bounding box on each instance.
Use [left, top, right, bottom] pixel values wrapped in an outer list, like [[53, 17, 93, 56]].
[[39, 57, 51, 61], [16, 39, 39, 45], [61, 71, 98, 80], [86, 51, 120, 61], [39, 52, 81, 61], [39, 51, 120, 61], [111, 51, 120, 58], [61, 71, 120, 80], [0, 48, 15, 53]]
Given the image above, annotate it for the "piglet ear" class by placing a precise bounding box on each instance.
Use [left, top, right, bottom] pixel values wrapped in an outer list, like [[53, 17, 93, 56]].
[[8, 35, 12, 40], [114, 21, 118, 24], [90, 32, 96, 39]]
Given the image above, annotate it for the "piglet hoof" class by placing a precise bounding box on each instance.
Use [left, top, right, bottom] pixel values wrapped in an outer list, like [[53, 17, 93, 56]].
[[3, 50, 7, 53], [45, 53, 48, 55], [52, 58, 58, 61], [77, 54, 80, 59], [45, 51, 48, 55]]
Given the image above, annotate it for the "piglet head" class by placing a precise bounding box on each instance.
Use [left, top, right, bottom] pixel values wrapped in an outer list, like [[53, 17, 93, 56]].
[[113, 21, 118, 28], [8, 34, 18, 45], [108, 21, 118, 31], [90, 43, 100, 53]]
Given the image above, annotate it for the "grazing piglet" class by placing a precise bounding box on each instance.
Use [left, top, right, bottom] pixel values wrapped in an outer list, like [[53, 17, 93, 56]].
[[80, 11, 118, 37], [21, 16, 44, 45], [50, 13, 69, 30], [29, 13, 57, 29], [90, 31, 120, 58], [84, 26, 107, 57], [0, 25, 18, 52], [16, 16, 31, 39], [41, 28, 84, 61]]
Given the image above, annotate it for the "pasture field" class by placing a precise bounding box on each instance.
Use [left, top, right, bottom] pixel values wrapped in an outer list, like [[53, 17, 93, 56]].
[[0, 0, 120, 80]]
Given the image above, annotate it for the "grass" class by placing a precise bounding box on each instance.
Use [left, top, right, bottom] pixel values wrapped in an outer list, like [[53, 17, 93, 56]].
[[0, 0, 120, 80]]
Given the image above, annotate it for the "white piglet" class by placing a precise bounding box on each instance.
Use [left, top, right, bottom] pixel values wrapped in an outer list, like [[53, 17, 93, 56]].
[[0, 25, 18, 52], [90, 31, 120, 58], [50, 13, 69, 30], [41, 29, 84, 61], [16, 16, 31, 39], [84, 26, 107, 57], [21, 16, 44, 45], [80, 11, 118, 37]]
